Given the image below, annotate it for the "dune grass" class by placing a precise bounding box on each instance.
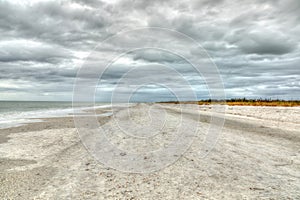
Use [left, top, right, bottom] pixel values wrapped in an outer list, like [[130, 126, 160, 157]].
[[161, 99, 300, 107]]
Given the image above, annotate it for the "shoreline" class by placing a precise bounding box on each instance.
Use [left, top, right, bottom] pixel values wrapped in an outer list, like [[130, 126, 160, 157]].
[[0, 103, 114, 129], [0, 104, 299, 199]]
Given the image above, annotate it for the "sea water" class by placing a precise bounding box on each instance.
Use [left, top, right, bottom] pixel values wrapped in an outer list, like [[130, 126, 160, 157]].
[[0, 101, 111, 129]]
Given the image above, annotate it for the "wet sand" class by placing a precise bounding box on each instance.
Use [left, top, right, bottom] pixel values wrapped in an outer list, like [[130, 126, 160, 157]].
[[0, 104, 299, 199]]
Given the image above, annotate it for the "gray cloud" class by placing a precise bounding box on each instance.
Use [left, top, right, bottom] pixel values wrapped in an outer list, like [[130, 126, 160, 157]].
[[0, 0, 299, 101], [0, 41, 72, 63], [132, 49, 184, 63], [227, 30, 296, 55]]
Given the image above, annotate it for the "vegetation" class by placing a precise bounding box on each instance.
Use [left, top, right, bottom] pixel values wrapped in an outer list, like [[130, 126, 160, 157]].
[[161, 98, 300, 107]]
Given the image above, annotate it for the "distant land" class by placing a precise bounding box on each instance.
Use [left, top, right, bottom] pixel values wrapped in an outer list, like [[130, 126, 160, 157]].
[[160, 98, 300, 107]]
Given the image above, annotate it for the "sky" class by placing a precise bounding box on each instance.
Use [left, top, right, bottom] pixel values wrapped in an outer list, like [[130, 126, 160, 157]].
[[0, 0, 299, 101]]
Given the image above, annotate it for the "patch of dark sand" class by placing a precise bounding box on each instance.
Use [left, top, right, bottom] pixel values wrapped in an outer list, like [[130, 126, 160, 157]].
[[0, 158, 36, 171], [0, 115, 111, 139], [0, 133, 9, 144], [0, 117, 75, 135]]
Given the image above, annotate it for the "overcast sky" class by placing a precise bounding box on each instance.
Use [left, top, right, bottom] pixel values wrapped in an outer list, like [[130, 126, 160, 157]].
[[0, 0, 299, 101]]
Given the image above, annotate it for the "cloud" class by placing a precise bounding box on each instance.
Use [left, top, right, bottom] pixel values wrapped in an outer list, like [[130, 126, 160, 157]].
[[0, 1, 111, 49], [229, 30, 296, 55], [0, 0, 299, 101], [132, 49, 184, 63], [0, 40, 72, 63]]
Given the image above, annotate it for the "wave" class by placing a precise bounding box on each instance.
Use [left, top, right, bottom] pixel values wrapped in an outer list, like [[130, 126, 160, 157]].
[[0, 104, 112, 129]]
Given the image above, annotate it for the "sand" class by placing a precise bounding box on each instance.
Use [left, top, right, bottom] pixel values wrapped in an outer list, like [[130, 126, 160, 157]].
[[0, 104, 299, 199]]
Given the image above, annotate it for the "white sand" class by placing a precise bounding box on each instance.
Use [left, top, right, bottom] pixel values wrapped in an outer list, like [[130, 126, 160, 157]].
[[0, 104, 299, 199]]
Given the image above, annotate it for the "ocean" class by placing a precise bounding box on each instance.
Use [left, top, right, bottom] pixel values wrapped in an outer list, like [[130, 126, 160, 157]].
[[0, 101, 110, 129]]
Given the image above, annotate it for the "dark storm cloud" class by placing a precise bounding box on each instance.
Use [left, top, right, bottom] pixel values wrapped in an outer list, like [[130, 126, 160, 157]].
[[0, 0, 299, 100]]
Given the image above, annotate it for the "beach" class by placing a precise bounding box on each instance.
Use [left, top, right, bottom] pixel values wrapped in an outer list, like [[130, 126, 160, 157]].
[[0, 103, 299, 199]]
